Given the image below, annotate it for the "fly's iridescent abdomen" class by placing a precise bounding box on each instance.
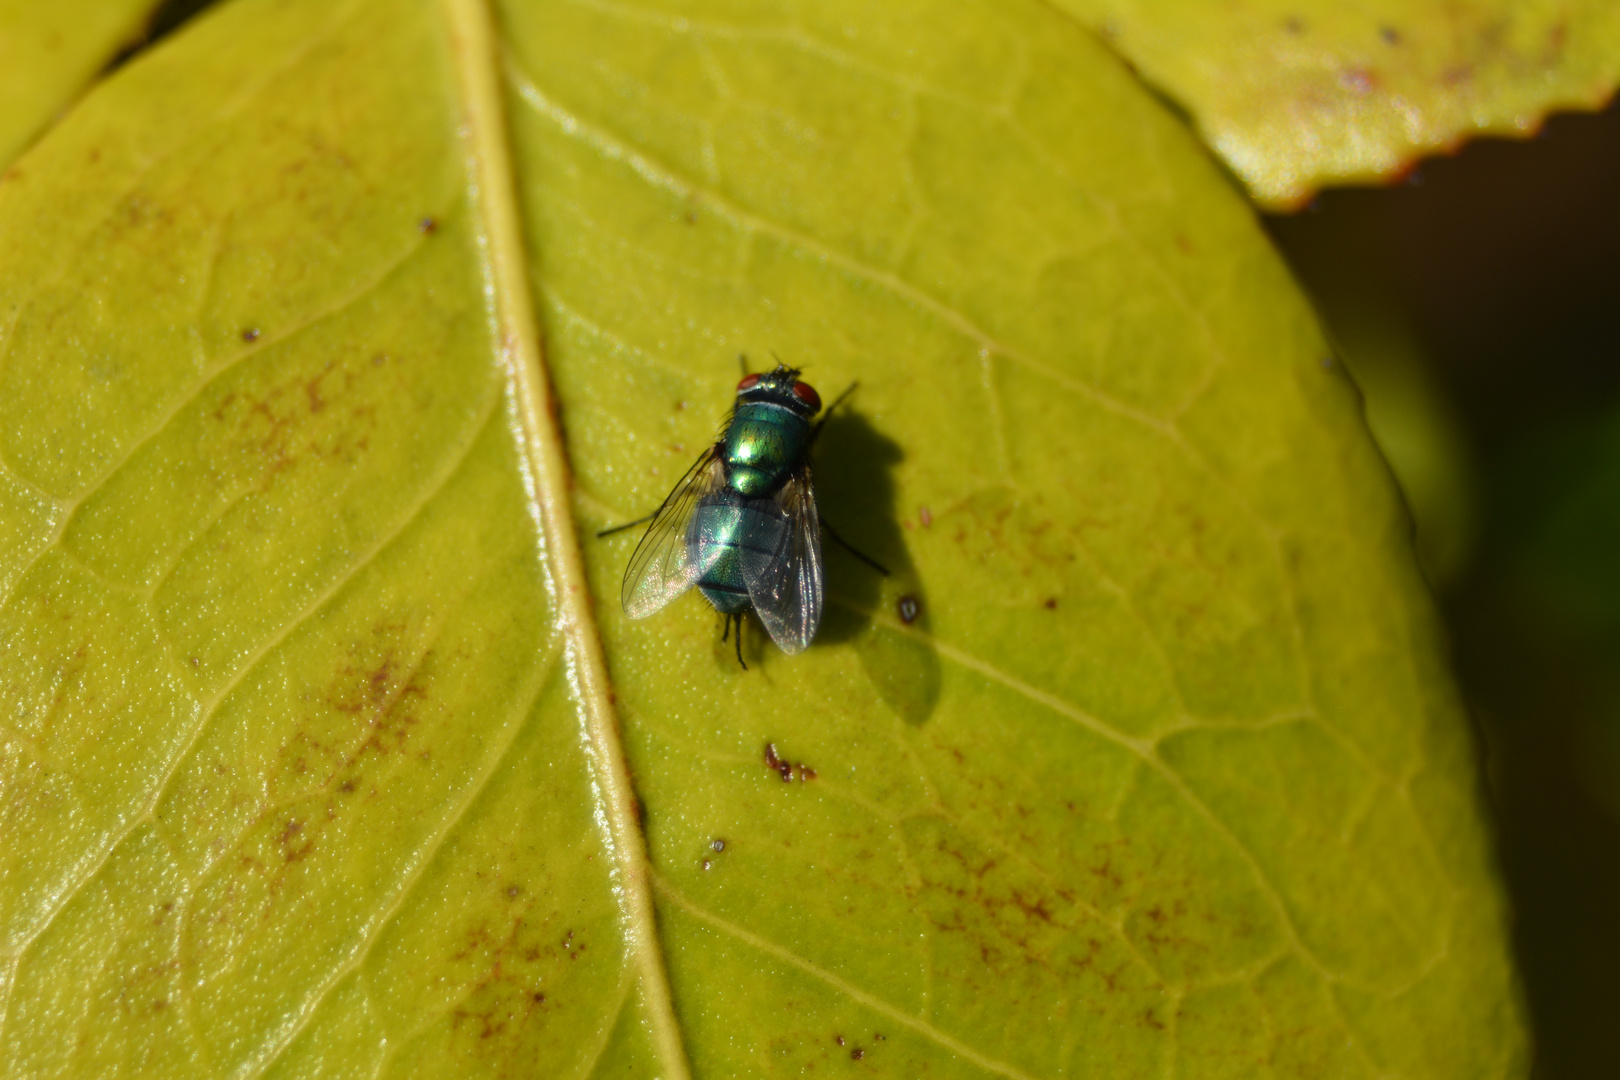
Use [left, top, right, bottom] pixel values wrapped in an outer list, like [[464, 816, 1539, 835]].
[[690, 490, 789, 614]]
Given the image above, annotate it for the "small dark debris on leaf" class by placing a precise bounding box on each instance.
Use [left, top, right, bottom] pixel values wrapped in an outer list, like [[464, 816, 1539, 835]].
[[1380, 25, 1401, 44], [418, 216, 438, 234], [1044, 598, 1058, 610], [241, 327, 260, 343], [711, 838, 725, 852], [897, 595, 920, 624], [874, 1032, 885, 1041], [851, 1047, 865, 1061], [835, 1036, 845, 1046], [763, 743, 815, 783]]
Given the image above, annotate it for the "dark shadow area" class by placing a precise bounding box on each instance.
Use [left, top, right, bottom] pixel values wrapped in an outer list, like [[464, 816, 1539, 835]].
[[1266, 101, 1620, 1080], [805, 403, 941, 724], [103, 0, 229, 74], [811, 405, 907, 637]]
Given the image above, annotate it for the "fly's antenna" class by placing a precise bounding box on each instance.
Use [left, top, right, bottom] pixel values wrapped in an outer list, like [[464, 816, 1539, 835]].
[[738, 353, 750, 376]]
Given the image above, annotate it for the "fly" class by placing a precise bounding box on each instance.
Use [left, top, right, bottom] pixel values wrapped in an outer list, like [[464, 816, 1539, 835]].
[[600, 361, 885, 668]]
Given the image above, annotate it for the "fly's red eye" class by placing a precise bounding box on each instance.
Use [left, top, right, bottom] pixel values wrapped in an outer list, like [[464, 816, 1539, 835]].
[[736, 373, 761, 391], [792, 381, 821, 412]]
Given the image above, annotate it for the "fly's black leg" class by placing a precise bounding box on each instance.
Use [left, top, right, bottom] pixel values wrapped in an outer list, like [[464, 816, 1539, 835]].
[[822, 520, 888, 575], [810, 382, 858, 444], [596, 512, 656, 539], [721, 612, 748, 670]]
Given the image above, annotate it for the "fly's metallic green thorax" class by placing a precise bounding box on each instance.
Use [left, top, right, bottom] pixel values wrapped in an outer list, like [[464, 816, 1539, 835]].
[[721, 364, 820, 498], [722, 402, 811, 497]]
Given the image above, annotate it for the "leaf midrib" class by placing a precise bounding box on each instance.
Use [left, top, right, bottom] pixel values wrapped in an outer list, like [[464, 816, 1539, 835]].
[[441, 0, 691, 1075]]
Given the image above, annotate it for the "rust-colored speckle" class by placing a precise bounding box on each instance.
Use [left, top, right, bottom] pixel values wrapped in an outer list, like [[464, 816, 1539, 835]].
[[1380, 25, 1401, 44], [851, 1047, 865, 1061], [1283, 16, 1305, 33], [1044, 598, 1058, 610], [764, 743, 816, 782], [874, 1033, 885, 1041], [278, 818, 313, 863], [506, 885, 521, 899], [897, 595, 920, 624], [1339, 68, 1376, 93], [918, 505, 932, 527], [418, 216, 437, 234], [835, 1036, 845, 1046], [701, 859, 712, 870], [241, 327, 260, 343]]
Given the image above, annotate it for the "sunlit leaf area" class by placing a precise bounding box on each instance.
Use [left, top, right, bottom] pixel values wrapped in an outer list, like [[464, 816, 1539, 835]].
[[1, 0, 1613, 1076]]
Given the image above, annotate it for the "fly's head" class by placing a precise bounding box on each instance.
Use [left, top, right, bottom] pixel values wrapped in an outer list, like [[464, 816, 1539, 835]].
[[736, 364, 821, 417]]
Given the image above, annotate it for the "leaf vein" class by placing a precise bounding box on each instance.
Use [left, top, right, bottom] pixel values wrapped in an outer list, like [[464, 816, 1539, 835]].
[[4, 387, 502, 985], [652, 874, 1046, 1080], [238, 637, 562, 1080]]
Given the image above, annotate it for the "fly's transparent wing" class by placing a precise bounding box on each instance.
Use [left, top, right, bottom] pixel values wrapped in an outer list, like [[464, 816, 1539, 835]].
[[739, 469, 823, 653], [621, 446, 726, 618]]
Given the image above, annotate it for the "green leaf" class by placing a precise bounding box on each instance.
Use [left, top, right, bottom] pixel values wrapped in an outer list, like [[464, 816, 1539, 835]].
[[0, 0, 1524, 1076], [0, 0, 158, 168], [1050, 0, 1620, 206]]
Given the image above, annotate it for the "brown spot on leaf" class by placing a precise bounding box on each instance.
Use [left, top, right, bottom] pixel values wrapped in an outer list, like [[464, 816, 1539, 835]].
[[1339, 68, 1375, 93], [763, 742, 817, 782]]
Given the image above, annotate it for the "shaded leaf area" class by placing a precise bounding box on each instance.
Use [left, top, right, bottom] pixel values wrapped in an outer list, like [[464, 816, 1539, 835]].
[[0, 0, 660, 1077], [1048, 0, 1620, 207], [0, 0, 161, 169], [511, 0, 1523, 1075]]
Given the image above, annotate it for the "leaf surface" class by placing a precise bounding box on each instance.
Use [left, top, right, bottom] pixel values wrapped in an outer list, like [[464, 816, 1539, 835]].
[[1050, 0, 1620, 206], [0, 0, 1523, 1076], [0, 0, 158, 169]]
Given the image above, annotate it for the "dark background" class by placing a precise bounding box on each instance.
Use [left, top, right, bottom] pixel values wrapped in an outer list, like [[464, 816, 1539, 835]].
[[1266, 102, 1620, 1080]]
